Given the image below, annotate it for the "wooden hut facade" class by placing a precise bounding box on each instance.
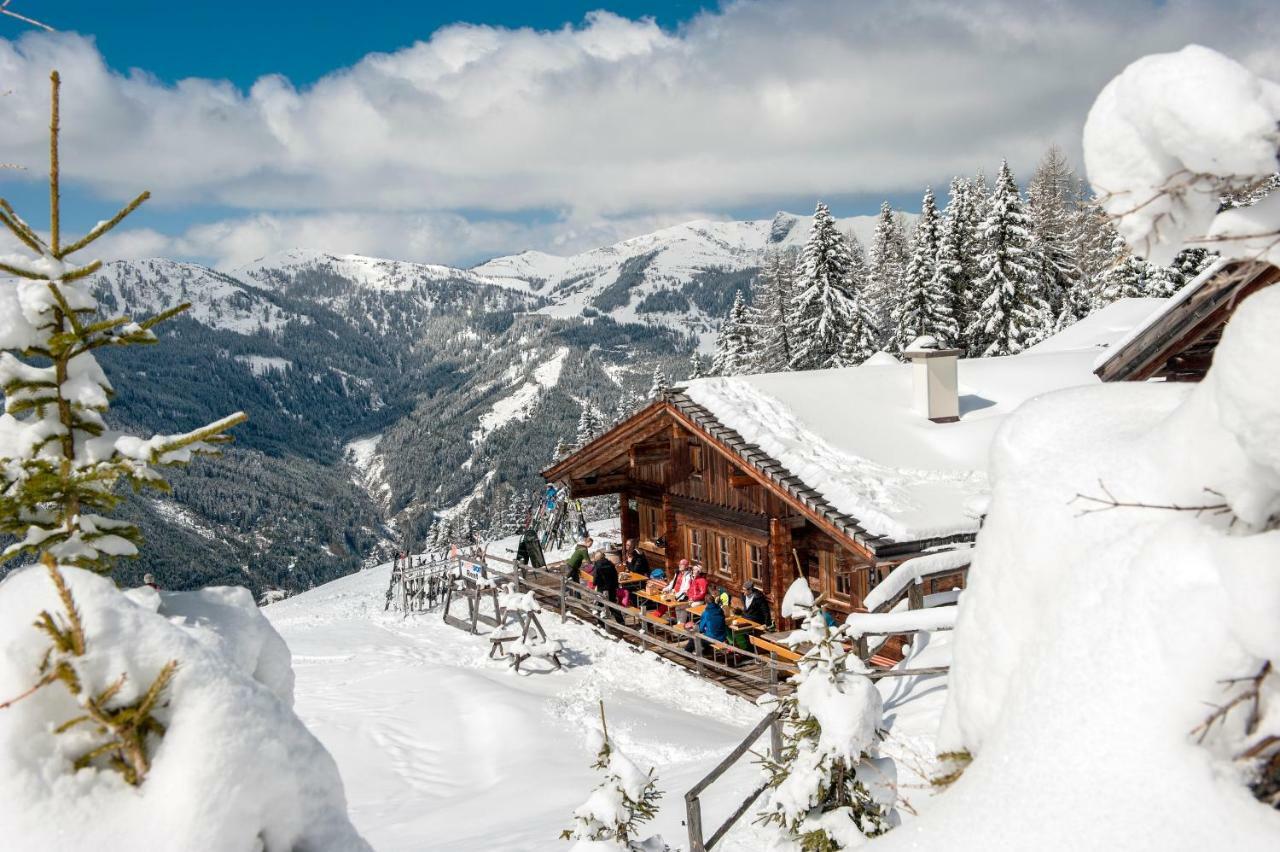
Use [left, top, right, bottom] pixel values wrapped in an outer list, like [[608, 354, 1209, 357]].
[[542, 389, 965, 617]]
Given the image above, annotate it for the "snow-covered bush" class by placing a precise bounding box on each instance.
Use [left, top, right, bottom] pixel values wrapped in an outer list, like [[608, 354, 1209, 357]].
[[0, 566, 369, 851], [756, 580, 897, 851], [562, 702, 667, 851], [1083, 44, 1280, 267]]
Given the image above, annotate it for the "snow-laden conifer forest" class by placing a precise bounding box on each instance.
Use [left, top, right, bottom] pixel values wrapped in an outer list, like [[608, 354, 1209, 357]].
[[1, 2, 1279, 851]]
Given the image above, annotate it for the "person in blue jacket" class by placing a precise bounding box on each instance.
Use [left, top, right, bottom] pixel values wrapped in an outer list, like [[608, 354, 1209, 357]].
[[684, 591, 727, 656]]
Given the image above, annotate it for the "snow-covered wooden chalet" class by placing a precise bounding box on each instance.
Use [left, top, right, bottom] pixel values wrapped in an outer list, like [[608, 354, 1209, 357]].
[[544, 299, 1164, 616]]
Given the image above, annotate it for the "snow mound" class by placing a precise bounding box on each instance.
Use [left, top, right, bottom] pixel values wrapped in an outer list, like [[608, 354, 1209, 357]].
[[875, 286, 1280, 849], [0, 566, 368, 852], [1083, 45, 1280, 266]]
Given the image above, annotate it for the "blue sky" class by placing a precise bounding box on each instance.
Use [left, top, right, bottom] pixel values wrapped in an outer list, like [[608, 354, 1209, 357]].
[[14, 1, 717, 88], [1, 0, 1276, 268]]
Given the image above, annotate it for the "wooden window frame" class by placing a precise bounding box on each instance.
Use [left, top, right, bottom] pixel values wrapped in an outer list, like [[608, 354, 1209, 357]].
[[688, 527, 705, 565], [746, 542, 765, 583], [638, 503, 661, 543], [689, 442, 705, 480], [714, 533, 734, 583]]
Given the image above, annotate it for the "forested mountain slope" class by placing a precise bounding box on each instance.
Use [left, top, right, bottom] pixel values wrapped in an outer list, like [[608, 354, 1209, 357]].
[[66, 215, 805, 595]]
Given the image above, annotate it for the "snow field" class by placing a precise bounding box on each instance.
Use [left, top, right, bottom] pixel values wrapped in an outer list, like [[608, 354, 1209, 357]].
[[267, 532, 952, 850], [265, 561, 768, 850]]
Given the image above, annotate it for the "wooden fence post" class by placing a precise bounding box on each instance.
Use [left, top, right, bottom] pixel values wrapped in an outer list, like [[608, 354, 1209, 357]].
[[559, 574, 567, 622], [908, 580, 924, 611], [687, 792, 706, 852], [693, 634, 705, 677]]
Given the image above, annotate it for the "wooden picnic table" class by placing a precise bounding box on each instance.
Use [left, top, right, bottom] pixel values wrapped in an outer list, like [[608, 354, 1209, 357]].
[[635, 589, 690, 610], [618, 571, 648, 586], [685, 603, 766, 633]]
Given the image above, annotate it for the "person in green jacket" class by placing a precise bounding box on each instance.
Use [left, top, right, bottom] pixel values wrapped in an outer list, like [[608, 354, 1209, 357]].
[[564, 536, 592, 585]]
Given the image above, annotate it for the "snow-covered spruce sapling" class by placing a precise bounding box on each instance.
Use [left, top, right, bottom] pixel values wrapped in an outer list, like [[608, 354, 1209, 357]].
[[562, 701, 667, 850], [0, 72, 244, 785], [756, 580, 897, 851], [0, 555, 177, 786]]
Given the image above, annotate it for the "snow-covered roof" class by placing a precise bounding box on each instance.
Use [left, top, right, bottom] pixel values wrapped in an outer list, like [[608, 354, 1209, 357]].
[[679, 300, 1159, 548], [1092, 259, 1280, 382], [1091, 258, 1230, 375]]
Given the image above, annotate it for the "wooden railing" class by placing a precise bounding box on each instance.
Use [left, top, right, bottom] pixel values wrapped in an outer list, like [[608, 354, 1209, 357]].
[[869, 562, 970, 614], [686, 708, 783, 852], [499, 557, 801, 694]]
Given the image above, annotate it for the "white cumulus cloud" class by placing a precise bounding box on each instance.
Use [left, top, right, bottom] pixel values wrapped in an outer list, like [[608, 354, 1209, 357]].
[[0, 0, 1276, 267]]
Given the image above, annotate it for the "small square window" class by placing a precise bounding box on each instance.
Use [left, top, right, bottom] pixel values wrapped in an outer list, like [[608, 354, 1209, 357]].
[[748, 543, 765, 582]]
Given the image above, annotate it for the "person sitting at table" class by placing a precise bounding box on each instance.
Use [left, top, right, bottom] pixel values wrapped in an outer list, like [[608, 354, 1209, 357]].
[[684, 590, 727, 656], [677, 565, 709, 625], [740, 579, 771, 627], [663, 559, 693, 597], [591, 550, 625, 624], [688, 565, 708, 604], [623, 539, 650, 576]]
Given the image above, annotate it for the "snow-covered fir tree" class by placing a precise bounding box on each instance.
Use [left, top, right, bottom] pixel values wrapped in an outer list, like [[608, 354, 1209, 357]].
[[687, 352, 704, 380], [791, 203, 862, 370], [1098, 234, 1180, 303], [757, 581, 897, 850], [967, 160, 1050, 356], [0, 73, 246, 790], [562, 703, 666, 851], [712, 290, 756, 376], [1027, 145, 1082, 326], [754, 248, 796, 372], [1066, 196, 1121, 319], [574, 405, 605, 449], [935, 177, 979, 346], [1171, 246, 1218, 286], [612, 385, 642, 425], [552, 439, 573, 463], [647, 365, 669, 399], [838, 235, 881, 365], [866, 202, 908, 339], [892, 187, 957, 351], [436, 516, 456, 548]]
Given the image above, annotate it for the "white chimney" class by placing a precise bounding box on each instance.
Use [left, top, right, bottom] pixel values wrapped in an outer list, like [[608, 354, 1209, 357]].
[[904, 335, 961, 423]]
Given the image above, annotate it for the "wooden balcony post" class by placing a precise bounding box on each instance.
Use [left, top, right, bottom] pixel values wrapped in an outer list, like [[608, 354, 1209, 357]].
[[768, 517, 791, 622]]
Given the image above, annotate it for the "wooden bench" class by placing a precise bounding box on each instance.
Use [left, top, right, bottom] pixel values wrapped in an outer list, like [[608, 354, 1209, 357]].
[[750, 634, 803, 663]]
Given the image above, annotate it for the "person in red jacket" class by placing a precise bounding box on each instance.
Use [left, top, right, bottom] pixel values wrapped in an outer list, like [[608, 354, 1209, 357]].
[[688, 565, 709, 604]]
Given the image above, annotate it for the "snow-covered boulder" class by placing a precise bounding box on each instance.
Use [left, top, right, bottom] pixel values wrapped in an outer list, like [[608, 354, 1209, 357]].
[[0, 566, 369, 852]]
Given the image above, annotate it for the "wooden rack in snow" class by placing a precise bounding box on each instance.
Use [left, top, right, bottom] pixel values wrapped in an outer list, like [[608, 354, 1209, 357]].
[[384, 554, 456, 614]]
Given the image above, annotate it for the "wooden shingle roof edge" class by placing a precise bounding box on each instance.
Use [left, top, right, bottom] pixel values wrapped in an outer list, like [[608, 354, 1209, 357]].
[[1094, 259, 1280, 383]]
